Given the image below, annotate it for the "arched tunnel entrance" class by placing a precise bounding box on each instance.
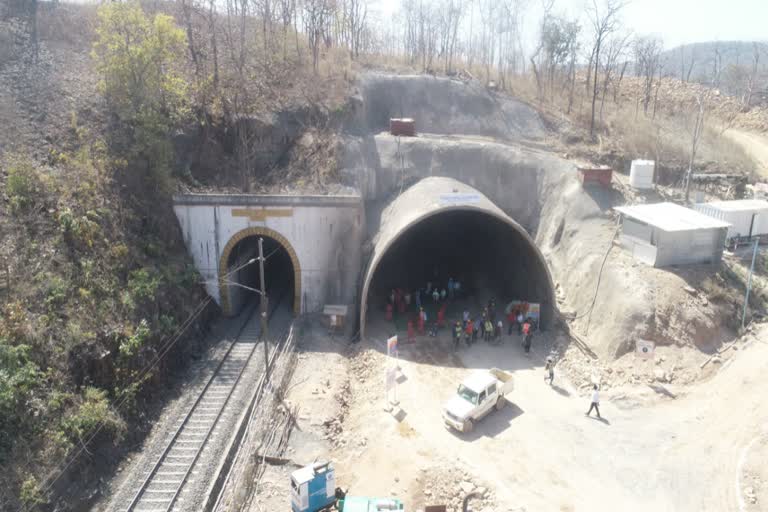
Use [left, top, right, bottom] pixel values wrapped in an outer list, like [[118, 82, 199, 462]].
[[360, 177, 555, 339], [219, 228, 301, 317]]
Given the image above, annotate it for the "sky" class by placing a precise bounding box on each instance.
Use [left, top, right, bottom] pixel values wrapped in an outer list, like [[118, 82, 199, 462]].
[[375, 0, 768, 50]]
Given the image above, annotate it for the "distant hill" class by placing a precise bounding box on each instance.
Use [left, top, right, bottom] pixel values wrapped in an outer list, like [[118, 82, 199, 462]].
[[661, 41, 768, 101]]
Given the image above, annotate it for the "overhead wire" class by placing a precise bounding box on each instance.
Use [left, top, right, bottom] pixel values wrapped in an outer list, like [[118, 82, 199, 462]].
[[24, 296, 213, 512], [25, 259, 260, 511]]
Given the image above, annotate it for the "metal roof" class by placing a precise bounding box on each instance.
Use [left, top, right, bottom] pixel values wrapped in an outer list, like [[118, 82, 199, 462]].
[[615, 202, 731, 232], [699, 199, 768, 212], [463, 372, 498, 392]]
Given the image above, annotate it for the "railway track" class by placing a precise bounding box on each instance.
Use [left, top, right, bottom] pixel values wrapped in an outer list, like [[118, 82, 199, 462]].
[[125, 293, 286, 512]]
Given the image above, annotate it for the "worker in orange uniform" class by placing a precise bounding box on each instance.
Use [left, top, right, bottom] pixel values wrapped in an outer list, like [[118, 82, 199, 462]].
[[437, 306, 445, 327], [407, 321, 416, 343], [418, 307, 427, 335]]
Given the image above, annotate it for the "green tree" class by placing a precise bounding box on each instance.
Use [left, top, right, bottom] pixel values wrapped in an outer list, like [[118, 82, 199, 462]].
[[0, 338, 41, 456], [92, 2, 188, 190]]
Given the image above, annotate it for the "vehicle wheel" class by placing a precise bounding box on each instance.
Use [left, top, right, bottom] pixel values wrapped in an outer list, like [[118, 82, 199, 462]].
[[495, 397, 506, 410], [463, 419, 474, 433]]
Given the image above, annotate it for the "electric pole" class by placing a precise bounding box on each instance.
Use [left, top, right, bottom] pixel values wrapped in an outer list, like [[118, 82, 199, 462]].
[[258, 237, 270, 383]]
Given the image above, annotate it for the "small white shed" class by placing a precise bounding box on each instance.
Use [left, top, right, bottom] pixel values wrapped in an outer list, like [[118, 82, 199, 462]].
[[693, 199, 768, 240], [615, 202, 730, 267]]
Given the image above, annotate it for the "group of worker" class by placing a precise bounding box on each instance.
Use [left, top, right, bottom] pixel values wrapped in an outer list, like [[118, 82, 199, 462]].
[[450, 298, 536, 354], [386, 278, 462, 317]]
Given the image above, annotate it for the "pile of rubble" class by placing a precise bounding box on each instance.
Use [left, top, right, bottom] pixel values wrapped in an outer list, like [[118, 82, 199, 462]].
[[416, 464, 500, 512], [322, 379, 350, 449]]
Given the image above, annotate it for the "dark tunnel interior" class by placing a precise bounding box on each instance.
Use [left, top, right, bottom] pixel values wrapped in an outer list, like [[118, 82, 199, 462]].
[[226, 236, 295, 315], [368, 210, 552, 326]]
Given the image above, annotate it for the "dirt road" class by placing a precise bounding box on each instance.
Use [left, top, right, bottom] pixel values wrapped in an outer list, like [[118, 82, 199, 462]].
[[726, 129, 768, 177], [331, 322, 768, 512]]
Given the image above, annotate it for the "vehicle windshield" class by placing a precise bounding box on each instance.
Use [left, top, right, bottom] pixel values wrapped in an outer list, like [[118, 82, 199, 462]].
[[457, 384, 478, 405]]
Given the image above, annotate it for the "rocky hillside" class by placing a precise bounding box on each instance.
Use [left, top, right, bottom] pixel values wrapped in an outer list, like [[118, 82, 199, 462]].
[[0, 4, 214, 510]]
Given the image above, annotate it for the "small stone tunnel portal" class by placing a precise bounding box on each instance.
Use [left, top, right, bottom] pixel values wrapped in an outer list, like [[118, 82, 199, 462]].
[[222, 235, 297, 316]]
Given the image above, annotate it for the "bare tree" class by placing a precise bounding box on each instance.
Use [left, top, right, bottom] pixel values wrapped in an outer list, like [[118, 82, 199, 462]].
[[743, 42, 764, 108], [684, 93, 707, 204], [586, 0, 626, 138], [634, 35, 664, 115], [303, 0, 334, 72], [599, 32, 631, 120]]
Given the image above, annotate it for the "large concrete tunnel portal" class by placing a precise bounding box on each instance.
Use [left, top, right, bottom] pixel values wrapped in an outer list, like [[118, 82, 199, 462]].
[[360, 178, 555, 338]]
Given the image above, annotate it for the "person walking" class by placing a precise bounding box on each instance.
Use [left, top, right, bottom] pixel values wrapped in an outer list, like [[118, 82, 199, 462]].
[[462, 309, 470, 328], [448, 277, 455, 300], [432, 288, 440, 303], [544, 356, 555, 385], [522, 320, 532, 354], [415, 289, 422, 310], [495, 320, 503, 341], [440, 288, 447, 302], [484, 319, 493, 342], [453, 279, 461, 298], [585, 385, 601, 418], [517, 311, 524, 335]]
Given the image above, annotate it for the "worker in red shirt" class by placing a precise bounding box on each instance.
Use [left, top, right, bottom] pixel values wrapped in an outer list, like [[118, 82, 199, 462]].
[[522, 319, 532, 355], [464, 318, 474, 347]]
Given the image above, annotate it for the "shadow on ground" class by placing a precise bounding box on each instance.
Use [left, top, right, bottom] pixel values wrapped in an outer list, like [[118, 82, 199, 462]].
[[450, 402, 525, 441]]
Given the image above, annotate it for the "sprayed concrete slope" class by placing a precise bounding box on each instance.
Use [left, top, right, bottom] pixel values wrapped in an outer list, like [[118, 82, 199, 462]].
[[347, 73, 546, 141], [343, 73, 735, 359]]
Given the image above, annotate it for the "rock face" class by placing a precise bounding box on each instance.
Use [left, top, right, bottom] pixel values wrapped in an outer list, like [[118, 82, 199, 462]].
[[0, 3, 101, 160], [348, 73, 546, 141]]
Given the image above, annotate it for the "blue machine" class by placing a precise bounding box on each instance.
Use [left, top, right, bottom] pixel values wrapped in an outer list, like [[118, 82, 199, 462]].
[[291, 461, 337, 512]]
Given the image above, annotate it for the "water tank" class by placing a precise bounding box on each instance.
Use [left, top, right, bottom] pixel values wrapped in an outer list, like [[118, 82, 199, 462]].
[[630, 160, 655, 189]]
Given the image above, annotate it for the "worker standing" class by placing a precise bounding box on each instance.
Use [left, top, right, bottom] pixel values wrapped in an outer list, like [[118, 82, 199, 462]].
[[484, 318, 493, 342], [507, 309, 516, 336], [453, 321, 462, 351], [544, 356, 555, 385], [585, 385, 601, 418], [522, 320, 532, 354], [465, 318, 474, 347]]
